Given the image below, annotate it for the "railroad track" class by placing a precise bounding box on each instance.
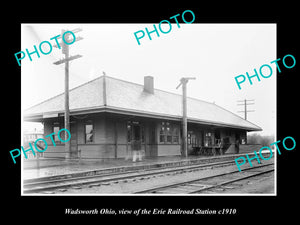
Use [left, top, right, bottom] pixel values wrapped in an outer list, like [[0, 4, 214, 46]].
[[23, 159, 243, 194], [133, 163, 274, 194]]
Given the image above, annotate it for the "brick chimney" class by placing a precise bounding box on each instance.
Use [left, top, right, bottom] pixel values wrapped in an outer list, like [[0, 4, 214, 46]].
[[144, 76, 154, 94]]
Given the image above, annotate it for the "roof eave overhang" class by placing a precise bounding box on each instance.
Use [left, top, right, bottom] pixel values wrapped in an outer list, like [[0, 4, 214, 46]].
[[24, 106, 262, 132], [188, 118, 262, 132], [23, 107, 107, 121]]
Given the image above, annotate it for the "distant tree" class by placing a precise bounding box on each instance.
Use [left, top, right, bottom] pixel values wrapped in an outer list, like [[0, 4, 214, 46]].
[[247, 133, 275, 147]]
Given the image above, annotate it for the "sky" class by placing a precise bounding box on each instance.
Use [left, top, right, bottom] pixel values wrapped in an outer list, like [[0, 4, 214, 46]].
[[21, 23, 276, 136]]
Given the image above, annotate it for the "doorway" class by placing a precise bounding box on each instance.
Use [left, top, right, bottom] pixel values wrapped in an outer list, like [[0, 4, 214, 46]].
[[235, 132, 240, 153], [215, 130, 221, 145], [131, 123, 142, 150], [126, 121, 143, 159], [132, 124, 141, 142], [70, 122, 78, 158]]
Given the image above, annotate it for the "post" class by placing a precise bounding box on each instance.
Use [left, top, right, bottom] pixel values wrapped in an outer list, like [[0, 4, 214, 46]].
[[244, 99, 247, 120], [53, 28, 83, 160], [176, 77, 196, 158], [114, 121, 118, 159], [64, 50, 71, 159], [36, 143, 40, 176], [237, 99, 255, 121], [182, 79, 188, 158], [78, 148, 82, 162]]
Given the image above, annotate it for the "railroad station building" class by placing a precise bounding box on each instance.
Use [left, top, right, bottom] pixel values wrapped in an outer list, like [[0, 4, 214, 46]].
[[24, 75, 262, 159]]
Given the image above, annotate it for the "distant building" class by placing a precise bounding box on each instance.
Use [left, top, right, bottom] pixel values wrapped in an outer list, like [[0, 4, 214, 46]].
[[23, 129, 44, 158], [24, 75, 261, 159], [23, 129, 44, 144]]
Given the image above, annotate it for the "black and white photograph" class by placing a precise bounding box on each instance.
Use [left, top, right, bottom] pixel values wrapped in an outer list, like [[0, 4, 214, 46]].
[[21, 23, 276, 195], [4, 5, 298, 221]]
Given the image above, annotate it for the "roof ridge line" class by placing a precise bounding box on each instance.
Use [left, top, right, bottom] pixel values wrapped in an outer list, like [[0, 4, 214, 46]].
[[24, 74, 224, 112], [105, 75, 214, 105]]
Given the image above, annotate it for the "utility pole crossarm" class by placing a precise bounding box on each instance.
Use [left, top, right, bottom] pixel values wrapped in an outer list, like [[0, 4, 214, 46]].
[[53, 54, 83, 65], [53, 36, 83, 48], [237, 99, 255, 120], [237, 103, 255, 106]]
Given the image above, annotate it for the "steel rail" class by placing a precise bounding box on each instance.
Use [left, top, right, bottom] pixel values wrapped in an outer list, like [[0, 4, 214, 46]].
[[133, 163, 274, 194], [23, 159, 240, 193], [188, 168, 274, 194]]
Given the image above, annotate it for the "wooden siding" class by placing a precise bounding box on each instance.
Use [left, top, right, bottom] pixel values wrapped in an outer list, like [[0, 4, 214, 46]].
[[42, 113, 248, 159]]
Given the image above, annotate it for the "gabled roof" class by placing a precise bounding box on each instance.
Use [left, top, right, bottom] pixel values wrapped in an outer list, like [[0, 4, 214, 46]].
[[24, 75, 262, 131]]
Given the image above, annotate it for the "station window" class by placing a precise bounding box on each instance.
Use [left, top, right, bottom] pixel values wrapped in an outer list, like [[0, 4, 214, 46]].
[[166, 122, 172, 143], [188, 131, 197, 146], [241, 138, 246, 144], [159, 121, 179, 144], [159, 122, 166, 143], [127, 122, 132, 143], [53, 125, 60, 144], [188, 132, 191, 145], [85, 122, 94, 143], [204, 131, 212, 147], [173, 127, 179, 144]]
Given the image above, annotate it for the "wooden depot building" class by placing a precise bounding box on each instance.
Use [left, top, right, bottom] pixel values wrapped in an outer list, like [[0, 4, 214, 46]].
[[24, 75, 262, 159]]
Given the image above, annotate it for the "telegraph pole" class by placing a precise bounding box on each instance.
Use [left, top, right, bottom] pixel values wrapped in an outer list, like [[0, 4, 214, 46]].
[[176, 77, 196, 158], [53, 28, 83, 160], [237, 99, 255, 120]]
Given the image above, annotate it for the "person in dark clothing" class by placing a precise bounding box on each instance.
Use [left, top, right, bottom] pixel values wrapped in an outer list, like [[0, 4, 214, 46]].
[[235, 139, 240, 154]]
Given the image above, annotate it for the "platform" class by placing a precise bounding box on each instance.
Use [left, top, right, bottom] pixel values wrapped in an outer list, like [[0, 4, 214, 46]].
[[22, 152, 260, 181]]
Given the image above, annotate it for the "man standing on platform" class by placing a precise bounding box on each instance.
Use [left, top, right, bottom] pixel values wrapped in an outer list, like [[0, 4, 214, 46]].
[[132, 140, 142, 162]]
